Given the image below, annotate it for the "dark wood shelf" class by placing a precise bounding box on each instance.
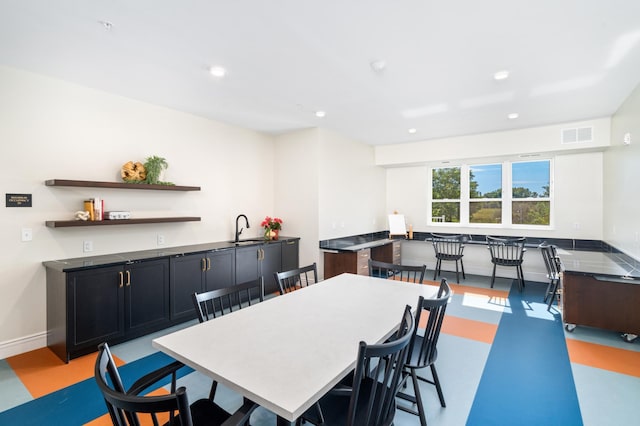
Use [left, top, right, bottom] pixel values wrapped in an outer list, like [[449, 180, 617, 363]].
[[45, 179, 200, 191], [46, 217, 201, 228]]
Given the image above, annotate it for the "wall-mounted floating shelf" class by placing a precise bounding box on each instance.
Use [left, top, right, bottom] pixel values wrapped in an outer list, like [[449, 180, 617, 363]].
[[45, 179, 200, 191], [46, 217, 201, 228]]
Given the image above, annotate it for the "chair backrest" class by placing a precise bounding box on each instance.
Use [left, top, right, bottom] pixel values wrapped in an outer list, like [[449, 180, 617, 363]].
[[368, 259, 426, 284], [431, 233, 465, 257], [95, 342, 192, 426], [406, 278, 451, 369], [486, 236, 526, 262], [549, 244, 563, 273], [192, 277, 264, 322], [347, 305, 415, 426], [274, 263, 318, 295], [539, 243, 558, 279]]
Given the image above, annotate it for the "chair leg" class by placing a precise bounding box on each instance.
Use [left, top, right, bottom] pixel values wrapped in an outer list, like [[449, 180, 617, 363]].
[[454, 261, 460, 283], [490, 264, 497, 288], [208, 380, 218, 401], [411, 369, 428, 426], [433, 259, 440, 281], [517, 265, 525, 291], [430, 364, 446, 408], [460, 259, 466, 279]]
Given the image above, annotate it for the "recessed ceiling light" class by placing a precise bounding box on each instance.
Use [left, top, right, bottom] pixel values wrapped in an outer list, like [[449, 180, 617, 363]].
[[508, 112, 519, 119], [494, 70, 510, 81], [408, 128, 417, 134], [209, 66, 227, 78], [315, 110, 326, 118], [98, 20, 113, 31], [370, 60, 386, 72]]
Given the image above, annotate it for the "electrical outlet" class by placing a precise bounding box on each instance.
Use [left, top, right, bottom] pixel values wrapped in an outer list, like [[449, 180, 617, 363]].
[[21, 228, 33, 242], [157, 234, 165, 246], [83, 240, 93, 252]]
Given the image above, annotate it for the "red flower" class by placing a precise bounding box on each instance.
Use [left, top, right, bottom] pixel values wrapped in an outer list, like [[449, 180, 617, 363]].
[[261, 216, 282, 230]]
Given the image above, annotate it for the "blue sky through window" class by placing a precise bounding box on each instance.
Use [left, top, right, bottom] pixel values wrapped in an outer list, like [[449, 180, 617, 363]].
[[513, 161, 550, 196], [470, 164, 501, 196]]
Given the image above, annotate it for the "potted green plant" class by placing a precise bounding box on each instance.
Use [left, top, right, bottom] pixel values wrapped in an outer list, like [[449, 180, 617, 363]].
[[144, 156, 174, 185]]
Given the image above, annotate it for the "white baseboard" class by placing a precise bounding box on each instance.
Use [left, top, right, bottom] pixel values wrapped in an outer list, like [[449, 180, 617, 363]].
[[0, 332, 47, 360]]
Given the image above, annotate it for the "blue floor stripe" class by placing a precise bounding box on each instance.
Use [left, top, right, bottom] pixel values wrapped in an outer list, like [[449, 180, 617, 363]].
[[0, 351, 193, 426], [467, 281, 583, 426]]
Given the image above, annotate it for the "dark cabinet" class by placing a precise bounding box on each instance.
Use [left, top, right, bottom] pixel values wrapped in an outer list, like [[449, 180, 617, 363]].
[[170, 250, 235, 322], [281, 239, 299, 273], [47, 258, 170, 362], [235, 242, 289, 295]]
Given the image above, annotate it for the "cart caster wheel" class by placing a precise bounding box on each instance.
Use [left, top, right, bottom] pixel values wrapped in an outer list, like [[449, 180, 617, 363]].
[[622, 333, 637, 343], [565, 324, 576, 332]]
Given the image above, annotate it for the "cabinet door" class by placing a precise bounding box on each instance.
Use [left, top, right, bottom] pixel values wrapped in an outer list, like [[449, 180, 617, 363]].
[[204, 250, 235, 292], [235, 246, 260, 284], [68, 265, 125, 351], [170, 254, 206, 322], [281, 239, 299, 273], [126, 259, 171, 336], [261, 242, 282, 295]]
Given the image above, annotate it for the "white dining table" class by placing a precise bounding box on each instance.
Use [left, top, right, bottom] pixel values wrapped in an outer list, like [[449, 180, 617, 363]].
[[152, 273, 439, 424]]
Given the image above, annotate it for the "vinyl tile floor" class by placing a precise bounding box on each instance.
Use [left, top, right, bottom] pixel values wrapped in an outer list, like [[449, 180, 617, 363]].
[[1, 273, 639, 425]]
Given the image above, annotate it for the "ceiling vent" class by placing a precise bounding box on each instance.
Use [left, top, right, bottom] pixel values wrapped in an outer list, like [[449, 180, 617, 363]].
[[561, 126, 593, 144]]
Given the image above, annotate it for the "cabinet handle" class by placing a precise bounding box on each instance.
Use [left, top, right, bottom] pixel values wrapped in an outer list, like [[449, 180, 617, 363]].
[[261, 248, 265, 261], [286, 240, 295, 245], [201, 258, 206, 272], [125, 270, 131, 286], [207, 257, 211, 270], [118, 271, 124, 288]]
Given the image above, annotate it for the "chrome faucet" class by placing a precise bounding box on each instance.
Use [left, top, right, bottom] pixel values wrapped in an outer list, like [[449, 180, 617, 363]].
[[235, 214, 250, 242]]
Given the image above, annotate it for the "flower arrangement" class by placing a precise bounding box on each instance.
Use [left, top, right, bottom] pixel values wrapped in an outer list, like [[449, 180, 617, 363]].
[[261, 216, 283, 240]]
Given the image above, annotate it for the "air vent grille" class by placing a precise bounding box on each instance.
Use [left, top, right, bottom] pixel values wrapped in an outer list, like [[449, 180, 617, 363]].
[[561, 126, 593, 144]]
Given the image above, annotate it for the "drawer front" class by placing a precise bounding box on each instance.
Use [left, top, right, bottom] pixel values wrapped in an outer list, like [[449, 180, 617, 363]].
[[357, 249, 371, 275]]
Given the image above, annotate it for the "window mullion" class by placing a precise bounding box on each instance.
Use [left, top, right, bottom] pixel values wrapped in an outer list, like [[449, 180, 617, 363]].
[[461, 164, 470, 225]]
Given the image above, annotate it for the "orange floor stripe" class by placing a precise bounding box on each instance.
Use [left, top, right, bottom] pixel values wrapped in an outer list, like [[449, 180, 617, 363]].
[[566, 339, 640, 378], [447, 283, 510, 299], [6, 348, 125, 398], [418, 313, 497, 344]]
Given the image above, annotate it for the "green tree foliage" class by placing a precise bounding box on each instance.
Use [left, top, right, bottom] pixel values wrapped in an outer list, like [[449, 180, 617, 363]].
[[432, 168, 461, 222], [513, 201, 550, 225], [432, 167, 460, 199]]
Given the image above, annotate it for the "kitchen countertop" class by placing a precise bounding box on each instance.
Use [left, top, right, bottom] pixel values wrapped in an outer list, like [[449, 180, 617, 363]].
[[43, 236, 299, 272]]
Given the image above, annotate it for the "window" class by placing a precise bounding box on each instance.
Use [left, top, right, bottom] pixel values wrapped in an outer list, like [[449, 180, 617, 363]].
[[429, 159, 552, 228], [469, 164, 502, 224], [512, 160, 550, 225], [431, 167, 460, 223]]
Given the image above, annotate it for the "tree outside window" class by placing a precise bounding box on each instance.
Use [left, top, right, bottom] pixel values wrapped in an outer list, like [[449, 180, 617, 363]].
[[432, 167, 460, 223], [512, 161, 550, 225]]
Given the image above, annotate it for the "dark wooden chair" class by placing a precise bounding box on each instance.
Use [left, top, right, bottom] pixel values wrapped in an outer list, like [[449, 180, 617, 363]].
[[192, 278, 264, 322], [540, 244, 562, 310], [397, 278, 451, 426], [431, 233, 465, 283], [274, 263, 318, 295], [368, 259, 426, 284], [306, 305, 415, 426], [191, 278, 264, 402], [487, 236, 527, 291], [95, 342, 257, 426]]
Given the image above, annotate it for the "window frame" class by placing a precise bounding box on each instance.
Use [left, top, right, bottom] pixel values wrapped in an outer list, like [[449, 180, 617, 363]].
[[428, 159, 553, 229]]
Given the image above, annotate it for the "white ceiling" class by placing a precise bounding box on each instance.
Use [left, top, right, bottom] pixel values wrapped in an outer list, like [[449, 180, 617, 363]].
[[1, 0, 640, 145]]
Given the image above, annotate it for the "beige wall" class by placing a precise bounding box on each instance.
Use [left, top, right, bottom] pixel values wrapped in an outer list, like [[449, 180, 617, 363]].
[[605, 82, 640, 258], [0, 66, 277, 355]]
